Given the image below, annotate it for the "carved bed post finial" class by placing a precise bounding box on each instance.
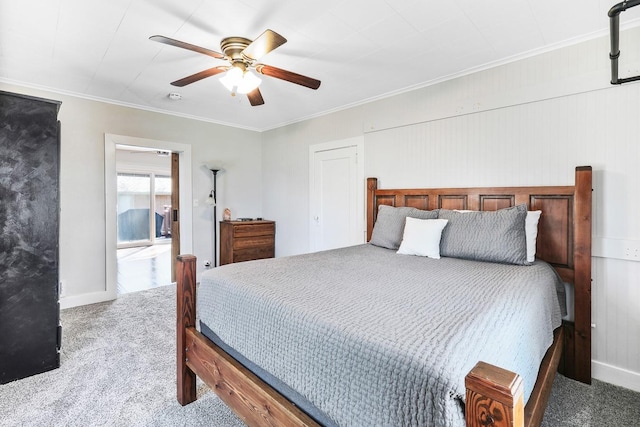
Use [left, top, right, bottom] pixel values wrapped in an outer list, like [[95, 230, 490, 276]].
[[465, 362, 524, 427]]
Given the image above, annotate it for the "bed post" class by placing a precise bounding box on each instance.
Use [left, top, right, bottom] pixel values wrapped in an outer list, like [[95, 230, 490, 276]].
[[573, 166, 592, 384], [465, 362, 524, 427], [177, 254, 197, 405], [366, 177, 378, 242]]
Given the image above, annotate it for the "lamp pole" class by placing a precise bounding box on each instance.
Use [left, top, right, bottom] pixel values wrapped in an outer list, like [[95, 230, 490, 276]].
[[210, 169, 220, 267]]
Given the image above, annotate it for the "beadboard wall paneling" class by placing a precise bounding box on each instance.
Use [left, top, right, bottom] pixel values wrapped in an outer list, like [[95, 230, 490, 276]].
[[365, 85, 640, 239], [594, 258, 640, 372]]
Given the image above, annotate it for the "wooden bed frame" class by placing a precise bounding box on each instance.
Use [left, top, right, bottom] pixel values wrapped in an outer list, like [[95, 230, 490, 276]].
[[176, 166, 592, 427]]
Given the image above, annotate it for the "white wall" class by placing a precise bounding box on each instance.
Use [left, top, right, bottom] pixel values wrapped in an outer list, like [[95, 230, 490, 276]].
[[262, 27, 640, 391], [0, 82, 263, 306]]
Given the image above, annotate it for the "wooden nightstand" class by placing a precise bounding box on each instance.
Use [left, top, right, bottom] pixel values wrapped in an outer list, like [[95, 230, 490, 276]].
[[219, 220, 275, 265]]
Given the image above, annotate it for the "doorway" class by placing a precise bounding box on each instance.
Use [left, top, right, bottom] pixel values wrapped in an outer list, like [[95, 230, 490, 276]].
[[309, 137, 365, 252], [115, 148, 172, 294], [104, 134, 193, 302]]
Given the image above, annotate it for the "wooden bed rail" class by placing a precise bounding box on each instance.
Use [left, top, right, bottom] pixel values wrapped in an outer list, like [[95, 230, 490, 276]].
[[176, 254, 319, 426], [176, 255, 563, 427]]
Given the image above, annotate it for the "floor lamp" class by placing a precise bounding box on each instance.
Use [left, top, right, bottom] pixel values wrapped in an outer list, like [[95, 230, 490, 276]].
[[206, 168, 220, 267]]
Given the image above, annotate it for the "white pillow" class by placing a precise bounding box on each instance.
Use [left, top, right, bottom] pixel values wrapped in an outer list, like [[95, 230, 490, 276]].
[[454, 209, 541, 263], [525, 210, 541, 263], [397, 218, 449, 259]]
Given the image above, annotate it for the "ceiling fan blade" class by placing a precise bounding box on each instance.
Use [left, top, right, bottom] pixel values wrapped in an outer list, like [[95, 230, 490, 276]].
[[246, 88, 265, 106], [242, 29, 287, 61], [171, 67, 228, 87], [150, 35, 225, 60], [255, 64, 321, 90]]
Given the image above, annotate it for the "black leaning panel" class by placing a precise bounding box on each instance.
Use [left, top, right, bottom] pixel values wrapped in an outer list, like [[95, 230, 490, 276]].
[[0, 91, 61, 384]]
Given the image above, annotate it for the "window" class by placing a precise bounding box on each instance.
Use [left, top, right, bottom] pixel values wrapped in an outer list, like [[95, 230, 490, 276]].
[[117, 172, 172, 247]]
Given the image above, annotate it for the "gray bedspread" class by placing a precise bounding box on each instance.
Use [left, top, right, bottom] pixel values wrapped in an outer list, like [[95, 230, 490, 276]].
[[198, 244, 563, 427]]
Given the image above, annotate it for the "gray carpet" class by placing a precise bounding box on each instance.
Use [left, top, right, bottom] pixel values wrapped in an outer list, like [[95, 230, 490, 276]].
[[542, 372, 640, 426], [0, 285, 244, 427], [1, 284, 638, 426]]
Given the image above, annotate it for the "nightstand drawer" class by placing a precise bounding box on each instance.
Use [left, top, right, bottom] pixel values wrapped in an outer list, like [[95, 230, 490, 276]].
[[233, 235, 274, 250], [233, 247, 275, 263], [233, 223, 274, 238]]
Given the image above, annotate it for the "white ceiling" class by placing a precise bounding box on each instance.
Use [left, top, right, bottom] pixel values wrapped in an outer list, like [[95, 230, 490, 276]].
[[2, 0, 640, 131]]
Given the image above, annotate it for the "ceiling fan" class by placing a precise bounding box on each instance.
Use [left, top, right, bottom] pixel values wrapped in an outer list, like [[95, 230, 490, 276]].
[[150, 29, 321, 106]]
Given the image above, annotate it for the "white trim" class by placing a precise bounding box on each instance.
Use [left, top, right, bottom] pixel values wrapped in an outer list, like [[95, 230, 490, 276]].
[[309, 137, 365, 252], [104, 134, 193, 305], [592, 360, 640, 393], [0, 78, 263, 132], [60, 290, 116, 310], [593, 237, 640, 262]]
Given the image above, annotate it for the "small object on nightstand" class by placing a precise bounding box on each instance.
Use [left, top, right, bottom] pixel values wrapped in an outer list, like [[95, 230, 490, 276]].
[[256, 217, 263, 220], [223, 208, 231, 221], [237, 217, 253, 221]]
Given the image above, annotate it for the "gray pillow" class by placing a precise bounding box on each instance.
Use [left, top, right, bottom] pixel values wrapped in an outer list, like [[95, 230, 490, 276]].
[[370, 205, 438, 250], [438, 204, 529, 265]]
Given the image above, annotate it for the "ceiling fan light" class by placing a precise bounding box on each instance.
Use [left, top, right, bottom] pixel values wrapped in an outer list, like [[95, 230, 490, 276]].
[[237, 71, 262, 94], [220, 67, 261, 95], [219, 67, 243, 91]]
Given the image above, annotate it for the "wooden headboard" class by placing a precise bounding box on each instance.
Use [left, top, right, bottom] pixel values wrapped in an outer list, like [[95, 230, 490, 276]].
[[366, 166, 592, 384]]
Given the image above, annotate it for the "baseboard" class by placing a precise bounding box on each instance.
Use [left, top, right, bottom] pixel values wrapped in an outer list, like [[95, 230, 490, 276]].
[[60, 290, 116, 310], [592, 360, 640, 393]]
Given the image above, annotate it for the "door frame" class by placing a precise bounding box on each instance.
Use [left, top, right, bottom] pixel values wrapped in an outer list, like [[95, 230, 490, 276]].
[[104, 134, 192, 301], [308, 136, 365, 252]]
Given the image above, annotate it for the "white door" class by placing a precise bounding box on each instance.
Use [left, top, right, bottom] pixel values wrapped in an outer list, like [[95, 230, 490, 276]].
[[310, 139, 364, 252]]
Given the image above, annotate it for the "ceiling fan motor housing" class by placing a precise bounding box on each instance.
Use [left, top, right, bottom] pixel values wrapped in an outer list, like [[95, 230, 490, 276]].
[[220, 37, 252, 62]]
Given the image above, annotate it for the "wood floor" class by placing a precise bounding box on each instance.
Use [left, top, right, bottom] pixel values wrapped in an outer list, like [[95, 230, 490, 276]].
[[117, 243, 172, 295]]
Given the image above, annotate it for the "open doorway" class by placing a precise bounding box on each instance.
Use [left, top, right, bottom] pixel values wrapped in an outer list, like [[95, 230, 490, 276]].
[[115, 147, 172, 294], [104, 133, 193, 304]]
